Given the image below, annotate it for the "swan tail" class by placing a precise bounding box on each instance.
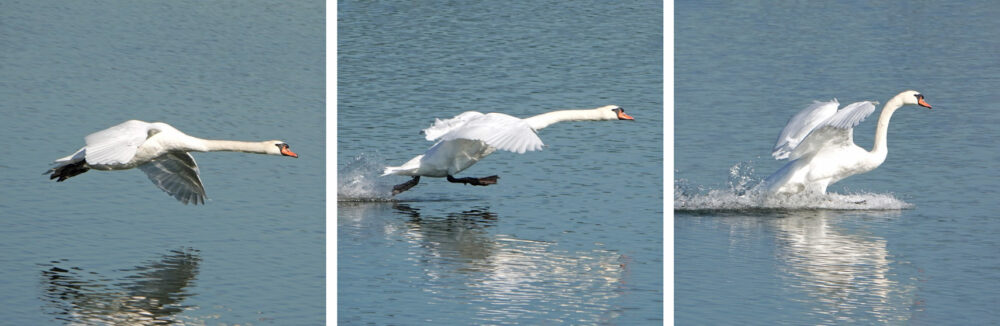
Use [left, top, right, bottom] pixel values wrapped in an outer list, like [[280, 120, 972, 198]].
[[382, 166, 405, 176], [46, 148, 90, 181], [382, 155, 423, 176], [382, 164, 419, 176], [47, 160, 90, 182]]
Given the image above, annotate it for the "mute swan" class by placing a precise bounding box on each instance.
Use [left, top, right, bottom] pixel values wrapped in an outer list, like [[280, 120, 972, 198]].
[[763, 90, 932, 194], [383, 105, 634, 195], [47, 120, 298, 204]]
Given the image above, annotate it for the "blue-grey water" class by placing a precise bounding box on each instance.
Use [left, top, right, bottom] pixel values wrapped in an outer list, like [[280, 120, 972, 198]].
[[676, 1, 1000, 324], [338, 1, 662, 324], [1, 1, 324, 324]]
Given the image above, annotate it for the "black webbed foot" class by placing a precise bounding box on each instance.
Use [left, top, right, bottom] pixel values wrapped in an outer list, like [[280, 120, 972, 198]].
[[446, 175, 499, 186], [392, 176, 421, 195]]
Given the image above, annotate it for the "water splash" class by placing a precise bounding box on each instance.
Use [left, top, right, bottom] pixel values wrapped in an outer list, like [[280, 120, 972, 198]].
[[675, 161, 912, 211], [338, 152, 396, 202]]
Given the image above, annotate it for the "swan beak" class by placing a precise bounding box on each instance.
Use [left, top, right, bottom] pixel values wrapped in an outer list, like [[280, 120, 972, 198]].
[[281, 147, 299, 158], [617, 110, 634, 120], [918, 98, 932, 109]]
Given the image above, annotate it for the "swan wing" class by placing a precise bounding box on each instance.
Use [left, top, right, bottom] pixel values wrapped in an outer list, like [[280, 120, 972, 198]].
[[423, 111, 486, 141], [436, 112, 544, 154], [785, 101, 877, 160], [138, 152, 206, 205], [772, 100, 839, 160], [824, 101, 877, 129], [83, 120, 156, 165]]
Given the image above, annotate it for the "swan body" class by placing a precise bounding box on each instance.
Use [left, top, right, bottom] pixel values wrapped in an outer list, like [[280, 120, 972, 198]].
[[763, 90, 931, 194], [47, 120, 298, 204], [383, 105, 633, 194]]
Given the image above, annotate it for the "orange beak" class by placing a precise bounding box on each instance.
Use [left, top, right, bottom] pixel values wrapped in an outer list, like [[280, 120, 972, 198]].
[[617, 110, 634, 120], [281, 147, 299, 158], [918, 97, 932, 109]]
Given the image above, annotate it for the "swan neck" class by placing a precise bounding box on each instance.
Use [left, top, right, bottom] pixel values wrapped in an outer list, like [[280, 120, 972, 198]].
[[524, 108, 612, 130], [195, 139, 274, 154], [870, 98, 904, 157]]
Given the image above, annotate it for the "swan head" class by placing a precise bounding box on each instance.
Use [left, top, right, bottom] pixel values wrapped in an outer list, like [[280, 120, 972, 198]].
[[898, 90, 932, 109], [266, 141, 298, 158], [598, 105, 634, 120]]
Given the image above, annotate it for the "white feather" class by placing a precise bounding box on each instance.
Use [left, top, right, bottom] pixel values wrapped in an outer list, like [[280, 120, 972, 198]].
[[384, 106, 628, 179], [763, 91, 928, 194], [772, 100, 877, 161], [83, 120, 156, 166], [48, 120, 297, 204], [424, 112, 543, 154]]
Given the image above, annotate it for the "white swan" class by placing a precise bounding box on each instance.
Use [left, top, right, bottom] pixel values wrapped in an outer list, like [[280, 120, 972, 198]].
[[383, 105, 634, 195], [763, 90, 932, 194], [47, 120, 298, 204]]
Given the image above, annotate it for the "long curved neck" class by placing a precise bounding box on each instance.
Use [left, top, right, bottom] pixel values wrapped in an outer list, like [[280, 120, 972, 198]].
[[524, 108, 612, 130], [869, 97, 905, 159], [191, 139, 274, 154]]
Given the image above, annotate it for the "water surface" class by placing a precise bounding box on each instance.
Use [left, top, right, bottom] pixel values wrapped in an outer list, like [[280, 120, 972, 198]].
[[1, 1, 324, 324], [675, 2, 1000, 324], [338, 0, 663, 324]]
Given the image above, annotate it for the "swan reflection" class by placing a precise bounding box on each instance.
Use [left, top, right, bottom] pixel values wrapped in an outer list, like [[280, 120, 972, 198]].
[[768, 210, 916, 323], [40, 248, 200, 325], [394, 204, 626, 324]]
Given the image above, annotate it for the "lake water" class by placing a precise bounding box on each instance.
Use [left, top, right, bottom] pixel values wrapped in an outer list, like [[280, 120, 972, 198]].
[[337, 0, 663, 324], [675, 1, 1000, 324], [1, 1, 324, 324]]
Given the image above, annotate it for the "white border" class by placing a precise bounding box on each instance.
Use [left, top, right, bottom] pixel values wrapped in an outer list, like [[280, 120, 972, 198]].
[[326, 0, 337, 324], [664, 1, 675, 324], [327, 1, 673, 324]]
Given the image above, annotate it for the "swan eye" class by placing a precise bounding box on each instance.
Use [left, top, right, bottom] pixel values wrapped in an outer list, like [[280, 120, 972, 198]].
[[915, 94, 924, 99]]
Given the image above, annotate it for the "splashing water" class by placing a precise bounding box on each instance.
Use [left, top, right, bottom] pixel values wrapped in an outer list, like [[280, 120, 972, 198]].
[[675, 161, 912, 211], [338, 152, 396, 202]]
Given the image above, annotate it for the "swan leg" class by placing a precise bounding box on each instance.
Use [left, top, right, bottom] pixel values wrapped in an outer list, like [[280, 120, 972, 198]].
[[391, 176, 420, 196], [446, 175, 499, 186]]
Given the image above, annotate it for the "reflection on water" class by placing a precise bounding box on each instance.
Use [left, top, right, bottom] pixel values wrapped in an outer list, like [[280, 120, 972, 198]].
[[711, 210, 918, 324], [404, 204, 628, 324], [771, 210, 917, 324], [40, 248, 201, 325], [339, 202, 628, 324], [396, 203, 627, 324]]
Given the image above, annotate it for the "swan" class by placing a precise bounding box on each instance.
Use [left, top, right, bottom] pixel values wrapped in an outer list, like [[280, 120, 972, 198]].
[[762, 90, 932, 194], [47, 120, 298, 204], [383, 105, 634, 195]]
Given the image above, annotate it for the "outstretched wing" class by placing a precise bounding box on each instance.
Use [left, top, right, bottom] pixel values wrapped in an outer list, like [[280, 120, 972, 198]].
[[424, 112, 544, 154], [423, 111, 486, 141], [773, 100, 878, 161], [138, 152, 206, 205], [823, 101, 877, 129], [772, 100, 839, 160], [84, 120, 156, 166]]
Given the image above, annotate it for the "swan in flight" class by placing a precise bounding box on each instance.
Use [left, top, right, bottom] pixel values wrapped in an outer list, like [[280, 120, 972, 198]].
[[763, 90, 932, 194], [47, 120, 298, 204], [383, 105, 634, 195]]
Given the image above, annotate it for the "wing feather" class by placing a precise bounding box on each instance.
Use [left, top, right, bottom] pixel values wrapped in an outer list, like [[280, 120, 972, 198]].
[[423, 111, 485, 141], [426, 112, 544, 154], [84, 120, 155, 166], [825, 101, 876, 129], [772, 100, 839, 159], [138, 152, 206, 205], [774, 100, 878, 161]]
